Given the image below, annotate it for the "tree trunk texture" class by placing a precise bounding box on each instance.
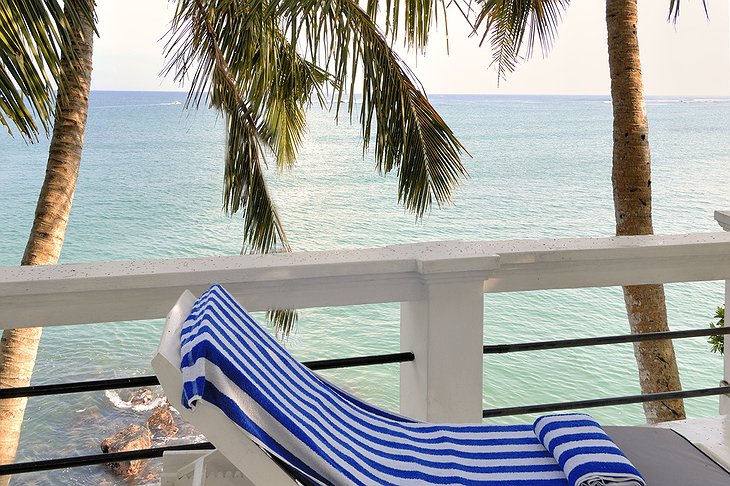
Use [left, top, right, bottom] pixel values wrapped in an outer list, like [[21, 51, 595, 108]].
[[0, 1, 94, 481], [606, 0, 685, 423]]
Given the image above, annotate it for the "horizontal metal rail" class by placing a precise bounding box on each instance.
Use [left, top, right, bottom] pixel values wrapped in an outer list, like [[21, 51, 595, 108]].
[[0, 352, 415, 400], [482, 385, 730, 418], [483, 326, 730, 354], [304, 352, 414, 371], [0, 442, 215, 476], [6, 386, 729, 475], [0, 376, 160, 400]]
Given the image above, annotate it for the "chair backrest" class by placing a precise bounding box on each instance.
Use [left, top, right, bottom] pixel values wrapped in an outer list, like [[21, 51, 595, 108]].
[[152, 289, 300, 486]]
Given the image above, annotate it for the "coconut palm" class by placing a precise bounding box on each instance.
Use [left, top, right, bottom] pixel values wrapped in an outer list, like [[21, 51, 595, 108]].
[[164, 0, 467, 334], [0, 0, 95, 478], [473, 0, 707, 423]]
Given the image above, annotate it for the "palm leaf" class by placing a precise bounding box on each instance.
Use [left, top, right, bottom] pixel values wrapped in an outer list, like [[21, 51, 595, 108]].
[[276, 0, 468, 216], [166, 0, 468, 229], [365, 0, 444, 52], [473, 0, 569, 82], [0, 0, 95, 141], [267, 308, 297, 339], [164, 0, 319, 335], [164, 0, 298, 254], [668, 0, 708, 22]]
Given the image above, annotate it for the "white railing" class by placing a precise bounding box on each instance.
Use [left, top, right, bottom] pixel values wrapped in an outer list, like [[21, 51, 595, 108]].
[[1, 212, 730, 422]]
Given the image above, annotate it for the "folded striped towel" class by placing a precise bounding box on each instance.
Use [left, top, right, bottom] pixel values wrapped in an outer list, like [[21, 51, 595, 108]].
[[533, 414, 645, 486]]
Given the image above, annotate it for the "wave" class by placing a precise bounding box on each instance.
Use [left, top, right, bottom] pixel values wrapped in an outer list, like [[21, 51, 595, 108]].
[[648, 98, 728, 104], [681, 98, 730, 103], [153, 432, 207, 447], [93, 101, 182, 109], [600, 98, 730, 105], [105, 389, 168, 412], [646, 99, 682, 104]]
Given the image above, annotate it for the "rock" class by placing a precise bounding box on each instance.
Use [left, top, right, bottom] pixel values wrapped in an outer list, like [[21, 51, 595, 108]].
[[100, 424, 152, 477], [140, 471, 159, 484], [147, 404, 178, 438], [129, 387, 154, 406]]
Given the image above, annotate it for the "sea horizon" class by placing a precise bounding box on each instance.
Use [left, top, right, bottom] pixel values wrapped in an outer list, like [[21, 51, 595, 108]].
[[84, 89, 730, 99]]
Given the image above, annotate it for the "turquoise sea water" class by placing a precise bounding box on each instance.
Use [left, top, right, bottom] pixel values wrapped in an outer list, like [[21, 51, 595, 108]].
[[1, 91, 729, 484]]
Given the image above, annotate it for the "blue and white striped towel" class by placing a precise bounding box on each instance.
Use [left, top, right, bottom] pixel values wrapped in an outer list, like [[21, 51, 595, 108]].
[[180, 285, 643, 486], [533, 414, 645, 486]]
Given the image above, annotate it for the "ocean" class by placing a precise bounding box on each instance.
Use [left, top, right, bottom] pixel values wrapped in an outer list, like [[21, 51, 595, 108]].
[[1, 91, 729, 484]]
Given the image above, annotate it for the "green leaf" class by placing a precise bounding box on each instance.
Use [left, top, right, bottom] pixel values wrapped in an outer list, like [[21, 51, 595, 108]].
[[472, 0, 569, 82], [277, 0, 468, 216], [668, 0, 708, 23], [0, 0, 95, 142], [708, 305, 724, 355]]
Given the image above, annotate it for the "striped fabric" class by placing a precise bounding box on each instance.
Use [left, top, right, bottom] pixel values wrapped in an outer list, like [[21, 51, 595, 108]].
[[533, 414, 645, 486], [179, 285, 641, 486]]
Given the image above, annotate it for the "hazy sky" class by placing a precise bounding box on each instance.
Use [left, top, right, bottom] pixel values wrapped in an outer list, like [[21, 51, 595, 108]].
[[92, 0, 730, 96]]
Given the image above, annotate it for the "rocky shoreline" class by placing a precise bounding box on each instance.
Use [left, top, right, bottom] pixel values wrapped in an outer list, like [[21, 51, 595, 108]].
[[100, 388, 182, 482]]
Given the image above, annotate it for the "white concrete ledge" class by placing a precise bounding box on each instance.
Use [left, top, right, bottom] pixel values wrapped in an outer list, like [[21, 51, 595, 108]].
[[481, 232, 730, 292], [1, 233, 730, 328], [0, 242, 499, 328]]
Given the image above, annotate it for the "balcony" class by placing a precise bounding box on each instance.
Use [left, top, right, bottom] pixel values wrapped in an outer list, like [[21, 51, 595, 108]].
[[0, 211, 729, 481]]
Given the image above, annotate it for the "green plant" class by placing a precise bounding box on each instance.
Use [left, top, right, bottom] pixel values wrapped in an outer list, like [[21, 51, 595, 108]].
[[708, 306, 725, 355]]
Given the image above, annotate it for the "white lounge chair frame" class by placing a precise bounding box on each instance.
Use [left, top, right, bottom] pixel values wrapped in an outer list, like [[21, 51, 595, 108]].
[[152, 290, 300, 486]]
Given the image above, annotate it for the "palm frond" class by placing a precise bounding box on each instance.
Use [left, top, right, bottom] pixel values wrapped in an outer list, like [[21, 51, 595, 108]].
[[267, 308, 298, 339], [225, 99, 290, 253], [473, 0, 569, 82], [365, 0, 446, 52], [0, 0, 95, 141], [164, 0, 302, 254], [277, 0, 468, 216], [164, 0, 324, 335], [668, 0, 708, 23], [234, 28, 331, 169]]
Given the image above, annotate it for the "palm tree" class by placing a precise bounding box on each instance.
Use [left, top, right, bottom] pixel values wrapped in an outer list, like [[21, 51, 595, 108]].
[[473, 0, 707, 423], [605, 0, 685, 423], [0, 0, 95, 478], [163, 0, 467, 335]]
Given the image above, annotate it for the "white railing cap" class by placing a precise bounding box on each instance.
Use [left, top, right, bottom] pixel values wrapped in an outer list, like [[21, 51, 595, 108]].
[[1, 233, 730, 328], [0, 241, 500, 328], [0, 241, 499, 296]]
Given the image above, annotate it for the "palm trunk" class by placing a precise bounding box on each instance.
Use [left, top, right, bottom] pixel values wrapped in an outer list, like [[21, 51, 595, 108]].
[[0, 1, 94, 480], [606, 0, 685, 423]]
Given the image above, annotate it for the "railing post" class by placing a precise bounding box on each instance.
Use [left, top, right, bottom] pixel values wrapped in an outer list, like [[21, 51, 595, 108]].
[[715, 210, 730, 414], [400, 276, 486, 423]]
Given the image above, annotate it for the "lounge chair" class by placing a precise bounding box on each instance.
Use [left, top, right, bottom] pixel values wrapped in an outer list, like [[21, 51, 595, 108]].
[[153, 285, 730, 485]]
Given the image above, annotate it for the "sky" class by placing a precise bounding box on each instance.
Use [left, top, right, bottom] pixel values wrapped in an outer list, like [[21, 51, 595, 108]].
[[91, 0, 730, 96]]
